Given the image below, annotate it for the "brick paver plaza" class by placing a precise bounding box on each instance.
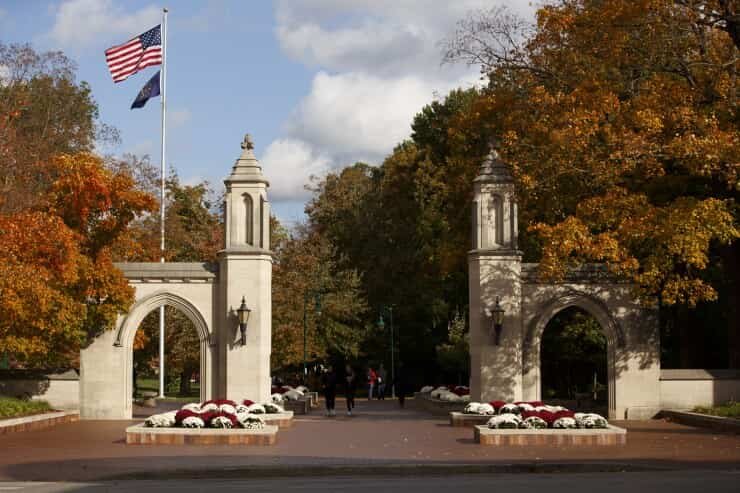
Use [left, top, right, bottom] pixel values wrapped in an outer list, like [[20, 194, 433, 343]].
[[1, 399, 739, 481]]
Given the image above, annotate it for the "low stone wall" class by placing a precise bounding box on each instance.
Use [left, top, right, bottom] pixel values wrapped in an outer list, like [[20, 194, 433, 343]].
[[126, 424, 278, 445], [0, 369, 79, 411], [660, 369, 740, 410], [411, 392, 466, 416], [0, 411, 79, 434], [475, 424, 627, 446]]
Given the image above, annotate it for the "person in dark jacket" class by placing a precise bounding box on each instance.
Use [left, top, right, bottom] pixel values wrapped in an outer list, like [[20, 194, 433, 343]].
[[345, 364, 357, 416], [322, 365, 338, 416]]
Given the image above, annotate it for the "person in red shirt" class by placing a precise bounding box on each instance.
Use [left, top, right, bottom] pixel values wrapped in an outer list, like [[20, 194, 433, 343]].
[[367, 367, 377, 400]]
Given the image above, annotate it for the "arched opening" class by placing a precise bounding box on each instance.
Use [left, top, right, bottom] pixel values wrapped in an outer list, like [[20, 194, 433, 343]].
[[132, 306, 202, 416], [540, 306, 608, 414]]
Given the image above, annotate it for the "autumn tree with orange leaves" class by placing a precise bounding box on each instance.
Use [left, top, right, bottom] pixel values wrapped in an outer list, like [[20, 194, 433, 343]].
[[0, 44, 155, 367], [443, 0, 739, 366]]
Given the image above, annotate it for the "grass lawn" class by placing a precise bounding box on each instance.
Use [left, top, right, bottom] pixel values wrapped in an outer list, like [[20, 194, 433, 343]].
[[135, 376, 200, 400], [0, 397, 52, 419], [693, 401, 740, 418]]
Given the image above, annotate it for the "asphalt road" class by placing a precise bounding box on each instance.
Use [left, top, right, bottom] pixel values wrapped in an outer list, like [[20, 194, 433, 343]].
[[3, 471, 740, 493]]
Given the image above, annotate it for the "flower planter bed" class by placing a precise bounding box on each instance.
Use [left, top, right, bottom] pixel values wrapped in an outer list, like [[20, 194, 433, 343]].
[[126, 423, 278, 445], [261, 411, 294, 428], [283, 398, 311, 415], [657, 410, 740, 433], [449, 411, 493, 427], [0, 410, 79, 435], [306, 391, 319, 407], [474, 424, 627, 446], [411, 392, 466, 416]]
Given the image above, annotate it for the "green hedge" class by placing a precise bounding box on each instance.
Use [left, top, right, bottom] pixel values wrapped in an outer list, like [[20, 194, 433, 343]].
[[693, 401, 740, 419], [0, 397, 52, 419]]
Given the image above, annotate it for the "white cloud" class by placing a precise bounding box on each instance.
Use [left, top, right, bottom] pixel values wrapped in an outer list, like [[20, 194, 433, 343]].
[[47, 0, 160, 49], [287, 71, 478, 163], [275, 0, 535, 77], [261, 139, 332, 201], [170, 108, 192, 128], [264, 1, 535, 203]]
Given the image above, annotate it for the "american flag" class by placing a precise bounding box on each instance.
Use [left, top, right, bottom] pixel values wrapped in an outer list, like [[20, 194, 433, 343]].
[[105, 25, 162, 83]]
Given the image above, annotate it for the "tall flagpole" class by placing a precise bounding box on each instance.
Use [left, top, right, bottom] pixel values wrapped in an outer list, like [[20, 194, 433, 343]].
[[158, 7, 168, 399]]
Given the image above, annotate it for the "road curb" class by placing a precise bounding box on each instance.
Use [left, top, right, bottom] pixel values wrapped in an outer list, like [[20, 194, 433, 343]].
[[657, 410, 740, 433], [105, 461, 673, 480]]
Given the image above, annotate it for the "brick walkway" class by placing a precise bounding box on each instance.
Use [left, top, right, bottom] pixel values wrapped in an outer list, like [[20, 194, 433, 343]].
[[1, 398, 739, 481]]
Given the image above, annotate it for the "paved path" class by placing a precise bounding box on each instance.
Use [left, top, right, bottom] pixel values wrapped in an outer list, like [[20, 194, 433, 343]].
[[1, 399, 739, 481], [3, 471, 740, 493]]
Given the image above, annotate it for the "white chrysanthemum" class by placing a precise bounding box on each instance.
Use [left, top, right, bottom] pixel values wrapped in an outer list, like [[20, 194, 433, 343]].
[[180, 403, 201, 413], [420, 385, 434, 393], [575, 413, 608, 429], [144, 411, 177, 428], [487, 413, 522, 429], [263, 402, 284, 414], [271, 393, 285, 403], [523, 416, 548, 429], [553, 417, 578, 429], [535, 405, 567, 413], [460, 395, 471, 403], [247, 403, 266, 414], [499, 403, 520, 415], [235, 404, 250, 414], [476, 403, 495, 415], [464, 402, 481, 414], [283, 389, 304, 401], [182, 416, 205, 428], [219, 404, 236, 415], [295, 385, 309, 393], [438, 391, 461, 402], [239, 414, 265, 430], [211, 416, 233, 428], [517, 403, 535, 412], [200, 402, 219, 413]]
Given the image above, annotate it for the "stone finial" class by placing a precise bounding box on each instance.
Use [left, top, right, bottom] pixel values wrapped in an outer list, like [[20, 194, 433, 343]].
[[241, 133, 254, 151]]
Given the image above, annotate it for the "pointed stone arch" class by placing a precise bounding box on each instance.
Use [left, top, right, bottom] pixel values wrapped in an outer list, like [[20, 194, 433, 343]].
[[522, 291, 624, 419]]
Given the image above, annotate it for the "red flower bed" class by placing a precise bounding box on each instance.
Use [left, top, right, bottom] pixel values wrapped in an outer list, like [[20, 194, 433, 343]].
[[452, 386, 470, 396], [242, 399, 254, 406], [489, 400, 506, 411]]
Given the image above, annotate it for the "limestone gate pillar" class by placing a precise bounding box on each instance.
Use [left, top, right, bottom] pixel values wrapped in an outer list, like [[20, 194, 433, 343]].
[[469, 148, 523, 403], [217, 134, 272, 403]]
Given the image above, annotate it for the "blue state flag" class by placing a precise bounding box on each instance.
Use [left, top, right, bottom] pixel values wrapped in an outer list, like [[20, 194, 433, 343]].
[[131, 70, 160, 109]]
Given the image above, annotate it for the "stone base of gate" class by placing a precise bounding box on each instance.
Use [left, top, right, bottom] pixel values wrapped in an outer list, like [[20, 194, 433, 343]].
[[126, 424, 278, 445], [474, 424, 626, 446]]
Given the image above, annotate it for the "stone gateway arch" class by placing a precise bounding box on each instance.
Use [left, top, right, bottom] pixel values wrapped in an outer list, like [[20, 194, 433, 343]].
[[468, 149, 661, 420], [79, 135, 273, 419]]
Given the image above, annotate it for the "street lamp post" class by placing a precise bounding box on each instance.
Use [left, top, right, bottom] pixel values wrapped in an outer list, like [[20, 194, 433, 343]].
[[377, 306, 396, 398]]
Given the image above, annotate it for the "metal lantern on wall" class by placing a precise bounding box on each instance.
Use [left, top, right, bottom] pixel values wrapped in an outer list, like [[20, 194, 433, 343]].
[[237, 296, 251, 346], [492, 296, 505, 345]]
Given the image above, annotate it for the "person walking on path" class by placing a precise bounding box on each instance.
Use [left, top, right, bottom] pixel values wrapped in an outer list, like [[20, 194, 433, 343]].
[[344, 364, 357, 416], [367, 367, 377, 400], [377, 363, 387, 400], [322, 365, 338, 417]]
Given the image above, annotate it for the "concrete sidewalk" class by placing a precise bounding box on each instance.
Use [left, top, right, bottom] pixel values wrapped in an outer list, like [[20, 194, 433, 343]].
[[1, 398, 739, 481]]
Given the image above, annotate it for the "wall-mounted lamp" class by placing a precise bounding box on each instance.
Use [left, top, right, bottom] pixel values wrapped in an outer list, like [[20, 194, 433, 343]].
[[491, 296, 505, 345], [237, 296, 252, 346]]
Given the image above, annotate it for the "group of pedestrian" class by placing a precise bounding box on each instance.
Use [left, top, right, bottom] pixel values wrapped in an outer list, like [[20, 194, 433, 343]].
[[321, 362, 407, 417]]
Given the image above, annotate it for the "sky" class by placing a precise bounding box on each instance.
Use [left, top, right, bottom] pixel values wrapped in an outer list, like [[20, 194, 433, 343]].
[[0, 0, 535, 225]]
